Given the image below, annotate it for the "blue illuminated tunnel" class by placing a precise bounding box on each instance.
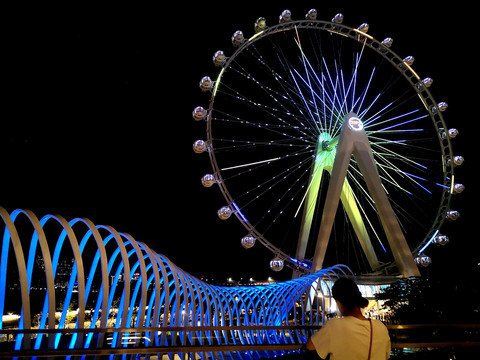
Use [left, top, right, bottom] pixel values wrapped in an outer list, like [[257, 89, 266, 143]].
[[0, 205, 353, 357]]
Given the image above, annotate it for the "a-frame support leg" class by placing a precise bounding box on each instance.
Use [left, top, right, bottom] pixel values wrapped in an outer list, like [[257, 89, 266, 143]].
[[312, 113, 420, 277]]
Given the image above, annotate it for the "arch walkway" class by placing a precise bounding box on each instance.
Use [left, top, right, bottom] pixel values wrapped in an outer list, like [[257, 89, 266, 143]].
[[0, 206, 352, 359]]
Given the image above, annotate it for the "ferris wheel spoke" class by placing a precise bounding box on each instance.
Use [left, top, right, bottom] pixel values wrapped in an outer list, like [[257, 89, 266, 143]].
[[213, 117, 316, 145], [231, 156, 313, 226], [218, 81, 321, 141], [291, 67, 342, 132], [369, 111, 429, 132], [293, 27, 335, 134], [219, 156, 282, 171], [352, 66, 377, 115], [370, 141, 430, 172], [220, 152, 315, 192], [344, 176, 386, 251], [212, 136, 314, 152], [339, 178, 382, 269], [346, 148, 434, 247], [322, 58, 345, 132], [363, 90, 419, 127], [230, 47, 327, 137], [337, 45, 369, 116], [367, 149, 434, 195], [283, 29, 376, 139]]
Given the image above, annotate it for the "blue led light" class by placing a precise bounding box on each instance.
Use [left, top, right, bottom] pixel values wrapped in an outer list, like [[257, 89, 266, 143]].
[[232, 201, 248, 223], [289, 257, 312, 269], [417, 230, 439, 255]]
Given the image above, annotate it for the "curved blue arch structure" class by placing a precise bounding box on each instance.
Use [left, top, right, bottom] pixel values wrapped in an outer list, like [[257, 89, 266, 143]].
[[0, 206, 353, 357]]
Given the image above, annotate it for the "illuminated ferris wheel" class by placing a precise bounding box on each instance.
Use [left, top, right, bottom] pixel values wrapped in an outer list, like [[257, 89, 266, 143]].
[[192, 9, 464, 277]]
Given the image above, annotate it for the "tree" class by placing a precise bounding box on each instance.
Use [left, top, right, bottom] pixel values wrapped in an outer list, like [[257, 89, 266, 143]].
[[376, 271, 480, 324], [375, 271, 480, 359]]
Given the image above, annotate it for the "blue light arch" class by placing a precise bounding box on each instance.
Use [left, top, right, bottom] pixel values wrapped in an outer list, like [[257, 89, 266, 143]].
[[0, 205, 352, 356]]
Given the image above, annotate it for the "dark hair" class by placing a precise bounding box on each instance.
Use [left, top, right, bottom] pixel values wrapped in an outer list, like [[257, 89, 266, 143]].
[[332, 277, 369, 309]]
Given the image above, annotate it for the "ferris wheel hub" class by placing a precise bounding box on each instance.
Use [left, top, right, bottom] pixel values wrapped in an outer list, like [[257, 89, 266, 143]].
[[347, 116, 364, 131]]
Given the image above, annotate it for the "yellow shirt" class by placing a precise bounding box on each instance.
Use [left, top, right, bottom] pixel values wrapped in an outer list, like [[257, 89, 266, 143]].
[[310, 316, 391, 360]]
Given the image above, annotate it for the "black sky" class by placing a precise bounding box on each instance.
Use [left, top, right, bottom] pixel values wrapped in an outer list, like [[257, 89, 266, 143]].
[[1, 2, 477, 281]]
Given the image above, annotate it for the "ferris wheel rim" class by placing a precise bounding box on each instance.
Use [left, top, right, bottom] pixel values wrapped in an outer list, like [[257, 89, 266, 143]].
[[199, 14, 456, 275]]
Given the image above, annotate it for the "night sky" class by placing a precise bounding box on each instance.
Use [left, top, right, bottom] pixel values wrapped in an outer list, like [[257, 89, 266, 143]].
[[1, 2, 477, 282]]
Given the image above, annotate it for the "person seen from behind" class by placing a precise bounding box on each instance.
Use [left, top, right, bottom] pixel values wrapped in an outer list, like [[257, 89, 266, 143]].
[[304, 277, 391, 360]]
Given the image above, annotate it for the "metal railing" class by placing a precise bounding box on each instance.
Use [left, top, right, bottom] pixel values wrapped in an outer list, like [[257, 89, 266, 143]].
[[0, 325, 314, 359], [387, 323, 480, 349], [0, 324, 479, 358]]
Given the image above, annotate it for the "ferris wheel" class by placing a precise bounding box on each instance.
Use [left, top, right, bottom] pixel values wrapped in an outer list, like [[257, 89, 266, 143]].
[[192, 9, 464, 277]]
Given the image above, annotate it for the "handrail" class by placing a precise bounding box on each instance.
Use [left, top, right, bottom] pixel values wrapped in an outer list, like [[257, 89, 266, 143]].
[[1, 323, 479, 358], [2, 323, 478, 334], [0, 324, 321, 335], [0, 344, 304, 358], [387, 323, 480, 350], [387, 323, 480, 329]]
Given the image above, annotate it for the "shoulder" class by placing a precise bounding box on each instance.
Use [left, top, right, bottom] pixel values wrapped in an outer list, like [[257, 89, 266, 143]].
[[312, 318, 341, 337], [322, 317, 344, 329], [371, 319, 390, 335], [326, 317, 343, 325], [371, 319, 388, 327], [317, 317, 352, 333]]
